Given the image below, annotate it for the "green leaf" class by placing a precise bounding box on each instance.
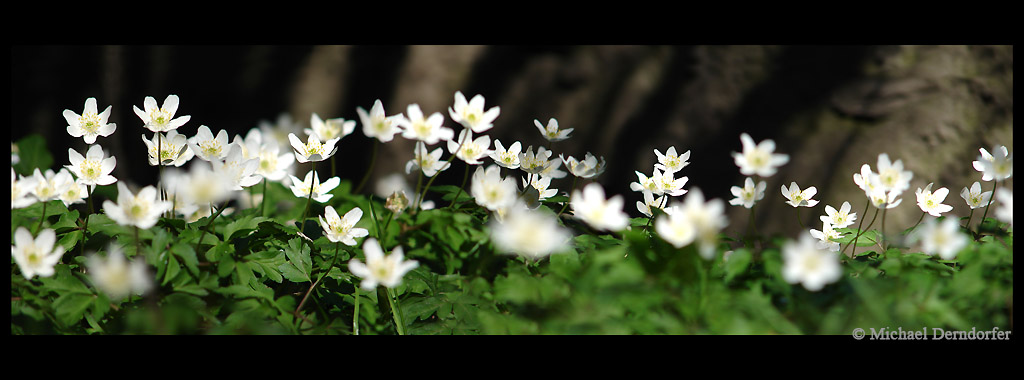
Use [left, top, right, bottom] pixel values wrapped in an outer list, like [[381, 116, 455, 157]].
[[724, 248, 752, 282], [163, 254, 181, 286], [246, 250, 286, 283], [279, 238, 312, 283], [13, 134, 54, 175], [52, 293, 94, 326], [224, 216, 270, 241], [172, 243, 200, 277], [51, 209, 81, 233], [58, 230, 83, 253]]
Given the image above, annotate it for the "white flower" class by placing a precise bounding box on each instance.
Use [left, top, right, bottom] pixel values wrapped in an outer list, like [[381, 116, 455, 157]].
[[534, 118, 572, 142], [809, 221, 844, 252], [537, 155, 568, 179], [630, 169, 663, 195], [65, 144, 117, 187], [491, 207, 572, 260], [781, 182, 819, 208], [853, 164, 880, 195], [187, 125, 231, 162], [654, 146, 690, 174], [571, 183, 629, 232], [319, 206, 369, 246], [63, 97, 116, 144], [143, 130, 194, 167], [448, 129, 492, 165], [729, 177, 766, 209], [561, 152, 607, 179], [358, 100, 405, 143], [448, 91, 500, 133], [522, 175, 558, 200], [489, 139, 522, 169], [29, 168, 72, 203], [915, 183, 953, 217], [960, 181, 992, 209], [164, 162, 233, 208], [732, 133, 789, 177], [12, 168, 37, 209], [406, 141, 451, 178], [657, 188, 728, 260], [637, 189, 667, 218], [11, 227, 64, 280], [288, 132, 340, 163], [973, 145, 1012, 182], [133, 95, 190, 133], [232, 128, 265, 161], [212, 144, 262, 190], [655, 169, 689, 197], [781, 232, 842, 292], [348, 238, 418, 291], [306, 112, 356, 143], [288, 170, 340, 203], [86, 244, 152, 301], [820, 201, 856, 229], [909, 217, 968, 260], [103, 182, 173, 229], [994, 187, 1012, 226], [875, 153, 913, 194], [867, 187, 902, 209], [470, 165, 519, 212], [59, 177, 88, 208], [258, 113, 302, 150], [519, 146, 555, 175], [396, 103, 452, 144], [253, 140, 295, 183]]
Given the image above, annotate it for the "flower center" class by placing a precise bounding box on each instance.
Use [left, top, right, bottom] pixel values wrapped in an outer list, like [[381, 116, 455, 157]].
[[199, 141, 222, 158], [81, 159, 102, 181], [79, 113, 102, 134], [150, 108, 171, 128]]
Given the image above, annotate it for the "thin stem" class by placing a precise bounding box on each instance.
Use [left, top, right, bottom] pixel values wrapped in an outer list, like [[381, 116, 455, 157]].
[[386, 286, 406, 335], [557, 175, 579, 217], [964, 208, 975, 230], [417, 132, 468, 212], [135, 226, 141, 256], [447, 163, 470, 209], [796, 207, 805, 229], [368, 195, 382, 240], [300, 162, 317, 231], [843, 200, 873, 256], [36, 201, 47, 234], [260, 178, 268, 217], [908, 211, 926, 233], [354, 140, 378, 194], [80, 185, 95, 256], [413, 171, 423, 211], [353, 284, 361, 335], [978, 180, 998, 235], [295, 241, 341, 326], [880, 206, 888, 249], [197, 202, 229, 253]]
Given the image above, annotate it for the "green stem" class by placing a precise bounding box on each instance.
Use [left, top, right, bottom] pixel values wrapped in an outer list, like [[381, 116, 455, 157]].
[[964, 208, 975, 230], [354, 140, 378, 194], [386, 286, 406, 335], [796, 207, 804, 229], [368, 195, 382, 241], [300, 162, 317, 231], [557, 175, 579, 218], [353, 285, 361, 335], [843, 200, 873, 257], [977, 180, 998, 235], [908, 211, 926, 234], [260, 178, 268, 217], [80, 185, 95, 256], [36, 201, 47, 234], [413, 171, 423, 211], [880, 206, 888, 249], [135, 226, 141, 256], [447, 163, 470, 209], [295, 241, 341, 329], [197, 202, 229, 253], [416, 132, 468, 212]]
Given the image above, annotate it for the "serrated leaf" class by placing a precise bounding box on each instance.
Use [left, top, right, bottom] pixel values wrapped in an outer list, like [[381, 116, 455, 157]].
[[402, 295, 444, 322], [163, 254, 181, 286], [51, 209, 81, 233], [53, 293, 94, 326], [279, 239, 312, 283], [58, 230, 83, 253], [224, 216, 270, 241]]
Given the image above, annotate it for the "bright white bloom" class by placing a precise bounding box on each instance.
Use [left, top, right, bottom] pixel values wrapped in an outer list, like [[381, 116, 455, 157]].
[[994, 187, 1012, 226], [630, 169, 663, 195], [732, 133, 789, 177], [522, 175, 558, 200], [655, 169, 689, 197], [65, 144, 117, 187], [470, 165, 519, 212], [12, 168, 37, 209], [637, 189, 667, 218], [875, 153, 913, 193], [909, 217, 968, 260], [571, 183, 629, 232], [348, 238, 418, 291], [781, 232, 842, 292], [973, 145, 1012, 182], [232, 128, 265, 161], [58, 177, 88, 208], [29, 168, 72, 203], [519, 146, 555, 175], [491, 207, 572, 260], [187, 125, 231, 162], [448, 129, 492, 165], [133, 95, 190, 133], [103, 182, 173, 229], [164, 162, 233, 208], [561, 152, 607, 179], [288, 133, 340, 163], [867, 187, 903, 209], [253, 140, 295, 182], [213, 144, 262, 190], [11, 227, 64, 280], [820, 201, 856, 229], [288, 170, 340, 203], [86, 244, 152, 301], [319, 206, 369, 246], [853, 164, 880, 194], [534, 118, 572, 142], [448, 91, 500, 133], [489, 139, 522, 169], [396, 103, 452, 144], [306, 113, 356, 143], [915, 183, 953, 217], [406, 141, 451, 178], [809, 221, 844, 252], [537, 155, 568, 179], [143, 130, 194, 167], [729, 177, 766, 209], [658, 189, 728, 260], [654, 146, 691, 174], [960, 181, 992, 209], [781, 182, 819, 208], [357, 100, 405, 143], [63, 97, 116, 144]]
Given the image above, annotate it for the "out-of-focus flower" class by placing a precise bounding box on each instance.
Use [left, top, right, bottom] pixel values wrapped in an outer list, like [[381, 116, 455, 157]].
[[973, 145, 1012, 182], [12, 143, 19, 165], [164, 162, 233, 208], [534, 118, 572, 142], [637, 189, 666, 218], [253, 140, 295, 183], [471, 165, 519, 212], [908, 217, 968, 260], [65, 145, 117, 187], [448, 129, 492, 165], [103, 182, 173, 229], [187, 125, 231, 162], [375, 173, 433, 211], [654, 146, 690, 174], [11, 227, 64, 280], [571, 183, 629, 231], [63, 97, 116, 144], [358, 100, 405, 143], [960, 181, 992, 209], [349, 238, 418, 291], [448, 91, 500, 133], [657, 188, 727, 260], [915, 183, 953, 217], [386, 191, 410, 215], [396, 103, 451, 145], [732, 133, 789, 177], [12, 168, 36, 209], [406, 141, 451, 178], [143, 130, 194, 167], [519, 146, 555, 175], [86, 244, 152, 301], [58, 176, 88, 208], [288, 170, 340, 203], [523, 175, 557, 200], [867, 187, 902, 209], [258, 113, 302, 150], [133, 95, 190, 133], [994, 187, 1012, 226], [213, 144, 262, 190], [875, 153, 914, 194], [781, 182, 819, 208], [288, 133, 340, 163], [729, 177, 766, 209], [491, 207, 571, 260], [319, 205, 369, 246], [809, 221, 844, 252], [306, 112, 356, 143], [820, 201, 856, 229], [29, 168, 71, 203], [561, 152, 606, 179], [490, 139, 522, 169], [781, 232, 842, 292]]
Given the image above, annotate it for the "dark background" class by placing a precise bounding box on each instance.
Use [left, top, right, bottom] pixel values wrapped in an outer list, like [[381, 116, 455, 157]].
[[10, 45, 1013, 239]]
